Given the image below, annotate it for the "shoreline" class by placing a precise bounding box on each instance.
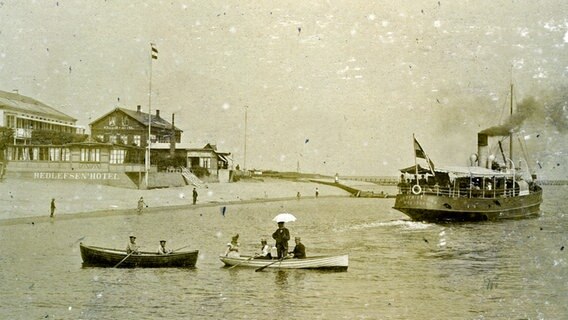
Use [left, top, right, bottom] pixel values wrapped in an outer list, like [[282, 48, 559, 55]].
[[0, 194, 348, 226], [0, 177, 362, 225]]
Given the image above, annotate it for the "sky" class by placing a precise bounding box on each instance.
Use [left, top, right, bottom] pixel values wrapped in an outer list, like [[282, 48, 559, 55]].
[[1, 1, 567, 178]]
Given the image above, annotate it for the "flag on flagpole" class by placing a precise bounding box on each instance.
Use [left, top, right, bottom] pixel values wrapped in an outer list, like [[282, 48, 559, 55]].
[[151, 43, 158, 60], [413, 138, 427, 159], [413, 137, 436, 174]]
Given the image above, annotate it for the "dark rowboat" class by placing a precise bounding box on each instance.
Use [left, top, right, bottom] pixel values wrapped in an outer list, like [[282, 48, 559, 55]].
[[80, 243, 198, 268]]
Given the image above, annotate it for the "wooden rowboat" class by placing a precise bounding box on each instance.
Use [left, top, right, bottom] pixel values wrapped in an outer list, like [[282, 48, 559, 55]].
[[80, 243, 198, 268], [219, 254, 348, 271]]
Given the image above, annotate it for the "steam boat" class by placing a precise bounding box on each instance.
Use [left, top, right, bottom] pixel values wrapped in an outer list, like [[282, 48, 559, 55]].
[[393, 86, 543, 222]]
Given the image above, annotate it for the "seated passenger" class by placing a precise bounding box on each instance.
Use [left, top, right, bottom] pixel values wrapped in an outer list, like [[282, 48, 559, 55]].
[[289, 237, 306, 259], [255, 238, 272, 259], [224, 234, 240, 258], [157, 240, 172, 255]]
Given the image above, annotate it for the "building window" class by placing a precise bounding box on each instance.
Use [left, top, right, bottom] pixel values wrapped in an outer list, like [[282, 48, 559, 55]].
[[80, 148, 100, 162], [108, 116, 116, 126], [62, 148, 70, 161], [6, 115, 15, 128], [122, 116, 129, 126], [110, 149, 126, 164], [49, 147, 61, 161], [200, 157, 211, 169], [109, 135, 117, 144], [133, 135, 141, 146], [121, 135, 128, 144], [97, 135, 105, 142]]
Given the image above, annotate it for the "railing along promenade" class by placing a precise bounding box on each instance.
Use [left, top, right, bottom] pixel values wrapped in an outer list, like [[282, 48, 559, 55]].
[[339, 176, 399, 186]]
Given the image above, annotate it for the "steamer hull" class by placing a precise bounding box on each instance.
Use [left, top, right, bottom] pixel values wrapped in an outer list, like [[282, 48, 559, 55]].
[[394, 185, 542, 222]]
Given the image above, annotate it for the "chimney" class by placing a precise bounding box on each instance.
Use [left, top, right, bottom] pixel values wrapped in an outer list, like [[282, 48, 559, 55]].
[[155, 109, 160, 118], [477, 133, 489, 168], [137, 105, 141, 113]]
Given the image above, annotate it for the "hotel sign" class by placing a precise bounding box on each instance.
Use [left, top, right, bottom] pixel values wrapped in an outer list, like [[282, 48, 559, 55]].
[[102, 125, 135, 130], [34, 172, 119, 180]]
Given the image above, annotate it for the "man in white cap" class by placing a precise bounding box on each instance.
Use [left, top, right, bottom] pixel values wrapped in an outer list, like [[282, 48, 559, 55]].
[[126, 234, 140, 254], [157, 240, 172, 255]]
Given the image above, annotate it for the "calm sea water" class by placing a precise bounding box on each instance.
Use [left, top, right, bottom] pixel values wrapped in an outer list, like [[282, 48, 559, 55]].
[[1, 185, 566, 319]]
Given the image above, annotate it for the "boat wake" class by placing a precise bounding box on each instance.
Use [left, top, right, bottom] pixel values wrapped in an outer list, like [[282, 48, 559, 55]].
[[333, 219, 431, 232]]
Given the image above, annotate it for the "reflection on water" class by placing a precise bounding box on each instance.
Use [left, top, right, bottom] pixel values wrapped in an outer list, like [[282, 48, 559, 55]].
[[0, 187, 567, 319], [275, 270, 289, 287]]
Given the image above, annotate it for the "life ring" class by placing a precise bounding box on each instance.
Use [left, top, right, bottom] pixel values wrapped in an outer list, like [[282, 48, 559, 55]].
[[411, 184, 422, 195]]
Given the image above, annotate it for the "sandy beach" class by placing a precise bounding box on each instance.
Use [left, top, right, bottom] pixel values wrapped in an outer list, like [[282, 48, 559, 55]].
[[0, 178, 357, 224]]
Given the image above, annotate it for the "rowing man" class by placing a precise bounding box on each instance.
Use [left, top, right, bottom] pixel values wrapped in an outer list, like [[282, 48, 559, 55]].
[[126, 234, 140, 254], [157, 240, 172, 254]]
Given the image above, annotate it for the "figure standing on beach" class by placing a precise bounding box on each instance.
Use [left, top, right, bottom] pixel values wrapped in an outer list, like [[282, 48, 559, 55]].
[[315, 188, 319, 198], [192, 188, 198, 205], [50, 198, 56, 217], [296, 192, 301, 200], [137, 197, 147, 213], [335, 173, 339, 183], [272, 221, 290, 259]]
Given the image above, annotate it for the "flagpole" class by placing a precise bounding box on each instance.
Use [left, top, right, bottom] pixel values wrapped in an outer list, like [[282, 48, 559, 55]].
[[413, 133, 418, 183], [145, 43, 155, 188]]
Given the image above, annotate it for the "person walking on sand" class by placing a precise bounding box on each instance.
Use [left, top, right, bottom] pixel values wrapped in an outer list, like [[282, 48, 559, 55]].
[[315, 187, 319, 198], [50, 198, 56, 217], [192, 188, 198, 205], [137, 197, 147, 213], [272, 221, 290, 259]]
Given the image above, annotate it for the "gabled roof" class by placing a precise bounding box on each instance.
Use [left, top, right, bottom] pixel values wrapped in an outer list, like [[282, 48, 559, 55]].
[[0, 90, 77, 122], [90, 107, 182, 131]]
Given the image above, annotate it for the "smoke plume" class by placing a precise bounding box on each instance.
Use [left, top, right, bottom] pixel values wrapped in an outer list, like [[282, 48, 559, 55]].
[[480, 97, 540, 136]]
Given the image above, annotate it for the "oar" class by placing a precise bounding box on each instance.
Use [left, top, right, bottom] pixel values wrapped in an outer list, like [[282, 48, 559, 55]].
[[255, 256, 285, 272], [228, 255, 256, 269], [171, 245, 191, 253], [114, 252, 134, 268]]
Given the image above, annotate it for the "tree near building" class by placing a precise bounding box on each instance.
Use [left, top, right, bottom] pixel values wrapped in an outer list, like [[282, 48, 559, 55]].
[[0, 127, 14, 160], [30, 130, 88, 145]]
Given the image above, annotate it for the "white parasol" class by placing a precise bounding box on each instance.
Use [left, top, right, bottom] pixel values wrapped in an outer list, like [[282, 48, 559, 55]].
[[272, 212, 297, 223]]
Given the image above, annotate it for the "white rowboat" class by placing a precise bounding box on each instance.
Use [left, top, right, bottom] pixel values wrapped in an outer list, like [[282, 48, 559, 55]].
[[220, 254, 348, 271]]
